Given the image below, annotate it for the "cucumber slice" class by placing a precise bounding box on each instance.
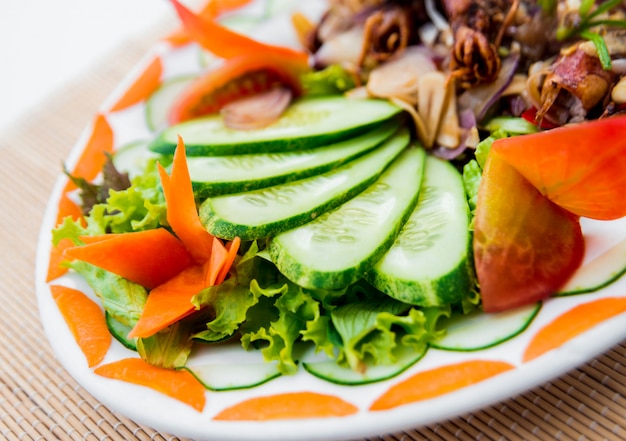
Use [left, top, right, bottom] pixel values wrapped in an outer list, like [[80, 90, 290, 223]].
[[145, 75, 196, 132], [183, 344, 282, 391], [366, 155, 474, 307], [431, 302, 541, 351], [113, 140, 159, 179], [199, 127, 410, 240], [149, 96, 402, 156], [105, 312, 137, 351], [189, 121, 399, 197], [302, 344, 427, 385], [184, 362, 281, 391], [558, 237, 626, 295], [269, 145, 426, 290]]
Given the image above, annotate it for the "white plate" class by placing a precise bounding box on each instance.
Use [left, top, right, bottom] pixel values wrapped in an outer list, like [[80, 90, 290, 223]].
[[35, 1, 626, 440]]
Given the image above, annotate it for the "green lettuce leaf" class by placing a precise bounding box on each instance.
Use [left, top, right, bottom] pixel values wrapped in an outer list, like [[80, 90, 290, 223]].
[[137, 319, 194, 369]]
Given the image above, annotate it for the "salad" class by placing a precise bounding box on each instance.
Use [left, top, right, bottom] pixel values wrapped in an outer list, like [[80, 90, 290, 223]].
[[45, 0, 626, 416]]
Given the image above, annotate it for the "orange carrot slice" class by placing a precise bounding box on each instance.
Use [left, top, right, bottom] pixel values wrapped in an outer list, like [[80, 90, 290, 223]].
[[216, 236, 241, 285], [214, 391, 358, 420], [164, 0, 253, 47], [205, 238, 228, 286], [47, 238, 74, 282], [94, 357, 206, 411], [159, 136, 215, 262], [109, 57, 163, 112], [63, 229, 193, 289], [168, 0, 307, 62], [523, 297, 626, 362], [64, 114, 114, 193], [50, 285, 111, 367], [128, 262, 208, 339], [369, 360, 515, 411]]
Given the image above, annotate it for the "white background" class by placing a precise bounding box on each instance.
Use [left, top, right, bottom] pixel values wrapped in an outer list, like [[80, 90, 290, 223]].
[[0, 0, 178, 133]]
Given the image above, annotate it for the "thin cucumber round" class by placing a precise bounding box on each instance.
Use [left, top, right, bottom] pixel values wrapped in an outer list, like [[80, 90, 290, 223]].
[[145, 75, 196, 132], [199, 127, 410, 240], [149, 96, 403, 156], [366, 155, 474, 307], [112, 140, 159, 179], [268, 146, 426, 290], [430, 302, 541, 351], [557, 237, 626, 295], [302, 343, 427, 385], [183, 362, 281, 391], [188, 120, 399, 197]]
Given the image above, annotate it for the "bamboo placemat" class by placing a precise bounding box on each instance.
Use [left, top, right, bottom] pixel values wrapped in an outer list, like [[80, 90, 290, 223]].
[[2, 20, 626, 441]]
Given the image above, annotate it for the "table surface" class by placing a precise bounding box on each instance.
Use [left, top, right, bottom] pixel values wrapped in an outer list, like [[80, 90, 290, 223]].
[[2, 2, 626, 440]]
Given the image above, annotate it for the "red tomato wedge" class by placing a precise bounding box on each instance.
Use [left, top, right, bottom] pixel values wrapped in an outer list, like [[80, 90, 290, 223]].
[[168, 52, 306, 124], [473, 150, 585, 312], [492, 115, 626, 220]]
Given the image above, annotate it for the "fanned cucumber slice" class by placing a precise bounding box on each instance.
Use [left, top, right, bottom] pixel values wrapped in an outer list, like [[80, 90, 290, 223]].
[[189, 121, 399, 197], [431, 302, 541, 351], [145, 76, 195, 132], [149, 96, 402, 156], [557, 237, 626, 295], [302, 344, 427, 385], [199, 127, 410, 240], [268, 145, 426, 290], [366, 155, 474, 307], [105, 312, 137, 351], [184, 362, 281, 391]]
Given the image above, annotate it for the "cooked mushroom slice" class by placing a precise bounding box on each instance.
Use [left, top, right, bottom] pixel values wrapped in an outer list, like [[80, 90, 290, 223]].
[[366, 46, 437, 105]]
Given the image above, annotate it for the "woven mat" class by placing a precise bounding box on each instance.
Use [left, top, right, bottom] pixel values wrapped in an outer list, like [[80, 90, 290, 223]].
[[2, 21, 626, 441]]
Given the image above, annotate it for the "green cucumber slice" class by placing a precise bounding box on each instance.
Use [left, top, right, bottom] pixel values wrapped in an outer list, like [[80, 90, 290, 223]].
[[366, 155, 474, 307], [105, 312, 137, 351], [268, 145, 426, 290], [199, 127, 410, 240], [184, 362, 281, 391], [189, 121, 399, 197], [145, 75, 196, 132], [302, 344, 427, 385], [558, 237, 626, 295], [431, 302, 541, 351], [183, 344, 281, 391], [149, 96, 403, 156], [113, 140, 159, 179]]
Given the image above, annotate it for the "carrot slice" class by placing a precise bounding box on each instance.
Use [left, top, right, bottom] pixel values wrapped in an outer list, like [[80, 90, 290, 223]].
[[50, 285, 111, 367], [216, 236, 241, 285], [128, 262, 208, 339], [168, 0, 308, 62], [46, 238, 74, 282], [109, 57, 163, 112], [159, 136, 215, 262], [205, 238, 228, 286], [94, 357, 206, 411], [63, 229, 193, 289], [523, 297, 626, 362], [213, 391, 358, 420], [164, 0, 253, 47], [64, 114, 114, 193], [369, 360, 515, 411]]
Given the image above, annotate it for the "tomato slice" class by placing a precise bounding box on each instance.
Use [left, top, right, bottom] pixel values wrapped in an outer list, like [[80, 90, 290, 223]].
[[168, 52, 306, 124], [473, 150, 585, 312], [492, 115, 626, 220]]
